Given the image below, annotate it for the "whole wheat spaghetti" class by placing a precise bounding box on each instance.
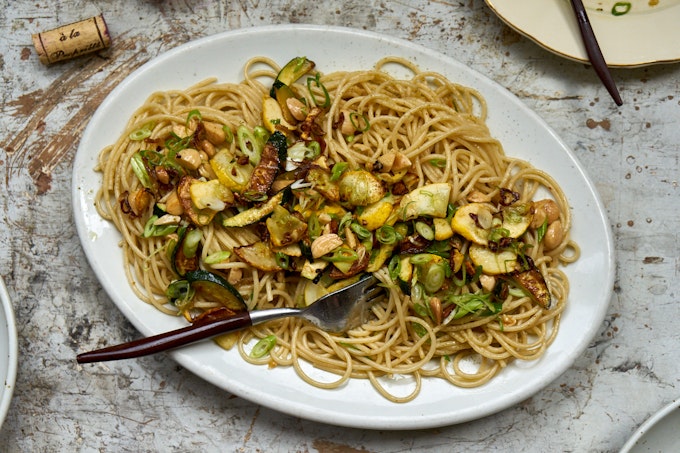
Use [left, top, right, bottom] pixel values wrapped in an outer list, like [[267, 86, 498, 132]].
[[94, 56, 578, 402]]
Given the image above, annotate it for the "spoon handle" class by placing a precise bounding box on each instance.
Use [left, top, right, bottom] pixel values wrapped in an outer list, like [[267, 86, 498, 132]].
[[76, 311, 253, 363]]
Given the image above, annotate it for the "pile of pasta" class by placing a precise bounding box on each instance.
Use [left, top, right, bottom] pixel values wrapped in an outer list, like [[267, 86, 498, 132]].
[[95, 56, 578, 402]]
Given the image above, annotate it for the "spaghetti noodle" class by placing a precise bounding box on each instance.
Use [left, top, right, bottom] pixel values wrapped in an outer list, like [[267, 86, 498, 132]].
[[94, 56, 578, 402]]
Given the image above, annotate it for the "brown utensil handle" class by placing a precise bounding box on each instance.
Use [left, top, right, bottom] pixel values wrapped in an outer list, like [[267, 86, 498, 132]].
[[76, 311, 253, 363]]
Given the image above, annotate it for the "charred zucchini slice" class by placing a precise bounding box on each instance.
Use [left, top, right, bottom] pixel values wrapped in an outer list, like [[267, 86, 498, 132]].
[[184, 269, 246, 312]]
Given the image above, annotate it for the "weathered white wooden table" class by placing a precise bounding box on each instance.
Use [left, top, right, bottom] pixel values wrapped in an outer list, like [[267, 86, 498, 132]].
[[1, 1, 679, 451]]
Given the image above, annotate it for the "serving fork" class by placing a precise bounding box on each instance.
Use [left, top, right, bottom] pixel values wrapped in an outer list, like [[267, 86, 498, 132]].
[[77, 273, 384, 363]]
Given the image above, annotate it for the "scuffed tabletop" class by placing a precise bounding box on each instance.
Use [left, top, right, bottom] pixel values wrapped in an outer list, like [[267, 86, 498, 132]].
[[1, 0, 679, 451]]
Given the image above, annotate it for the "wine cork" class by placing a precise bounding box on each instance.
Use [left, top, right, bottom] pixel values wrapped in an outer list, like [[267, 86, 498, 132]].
[[32, 14, 111, 65]]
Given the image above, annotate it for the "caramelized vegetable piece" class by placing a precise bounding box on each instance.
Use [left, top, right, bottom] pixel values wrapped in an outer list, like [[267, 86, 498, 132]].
[[398, 183, 451, 220], [210, 148, 253, 192], [468, 243, 518, 275], [233, 241, 282, 272], [501, 202, 534, 238], [338, 170, 385, 206], [510, 263, 552, 309], [266, 205, 308, 247], [185, 270, 247, 312], [243, 133, 285, 201], [272, 57, 316, 93], [451, 203, 493, 245], [172, 227, 201, 277], [177, 176, 217, 226], [222, 191, 284, 228], [306, 166, 340, 201]]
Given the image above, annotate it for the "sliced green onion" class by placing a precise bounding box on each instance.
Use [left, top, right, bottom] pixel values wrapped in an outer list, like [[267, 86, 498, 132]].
[[376, 225, 398, 245], [249, 335, 277, 358], [186, 109, 202, 126], [611, 1, 631, 15], [412, 302, 429, 318], [337, 212, 353, 234], [275, 252, 290, 270], [143, 215, 178, 238], [411, 282, 424, 304], [131, 153, 153, 189], [349, 112, 370, 132], [166, 132, 192, 154], [488, 227, 511, 243], [307, 141, 321, 159], [330, 162, 349, 182], [536, 219, 549, 244], [350, 222, 372, 241], [222, 126, 234, 144], [237, 125, 264, 165], [182, 229, 203, 259], [307, 214, 321, 240], [253, 125, 270, 144], [410, 254, 434, 265], [129, 123, 154, 141], [166, 279, 194, 309], [387, 255, 401, 281], [415, 221, 434, 241], [508, 286, 528, 298], [423, 262, 446, 293], [411, 322, 428, 338], [322, 247, 358, 263], [307, 73, 331, 108], [204, 250, 232, 264], [428, 158, 447, 168]]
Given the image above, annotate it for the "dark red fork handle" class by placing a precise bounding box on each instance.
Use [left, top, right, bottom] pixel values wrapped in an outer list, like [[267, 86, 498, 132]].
[[76, 311, 253, 363]]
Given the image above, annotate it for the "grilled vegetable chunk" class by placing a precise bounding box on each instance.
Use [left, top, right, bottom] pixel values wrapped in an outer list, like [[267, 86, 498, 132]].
[[243, 131, 287, 201], [266, 205, 308, 247], [509, 259, 552, 309], [398, 183, 451, 220]]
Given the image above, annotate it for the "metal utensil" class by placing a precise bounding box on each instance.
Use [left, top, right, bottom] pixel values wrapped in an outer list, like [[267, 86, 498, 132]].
[[76, 273, 384, 363], [570, 0, 623, 106]]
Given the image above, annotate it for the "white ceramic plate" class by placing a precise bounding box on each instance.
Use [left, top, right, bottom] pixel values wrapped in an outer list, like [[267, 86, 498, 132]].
[[620, 398, 680, 452], [485, 0, 680, 67], [72, 25, 614, 429], [0, 277, 18, 428]]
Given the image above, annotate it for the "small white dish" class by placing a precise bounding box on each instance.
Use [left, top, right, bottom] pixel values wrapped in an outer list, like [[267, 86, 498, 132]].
[[485, 0, 680, 67], [620, 398, 680, 452], [72, 24, 614, 429], [0, 277, 18, 428]]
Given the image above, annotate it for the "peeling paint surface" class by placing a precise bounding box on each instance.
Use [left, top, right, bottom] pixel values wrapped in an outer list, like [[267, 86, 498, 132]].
[[1, 0, 680, 451]]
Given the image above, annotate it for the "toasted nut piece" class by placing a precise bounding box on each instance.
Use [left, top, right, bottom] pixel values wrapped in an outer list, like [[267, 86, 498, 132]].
[[155, 167, 171, 185], [479, 274, 496, 292], [176, 148, 203, 170], [164, 190, 184, 216], [429, 297, 443, 325], [197, 139, 217, 158], [339, 110, 355, 136], [153, 214, 181, 226], [535, 199, 560, 224], [286, 98, 308, 121], [227, 267, 242, 286], [530, 206, 548, 229], [203, 121, 227, 145], [391, 153, 412, 172], [377, 153, 396, 172], [543, 220, 564, 251], [128, 189, 153, 216], [311, 233, 343, 259]]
